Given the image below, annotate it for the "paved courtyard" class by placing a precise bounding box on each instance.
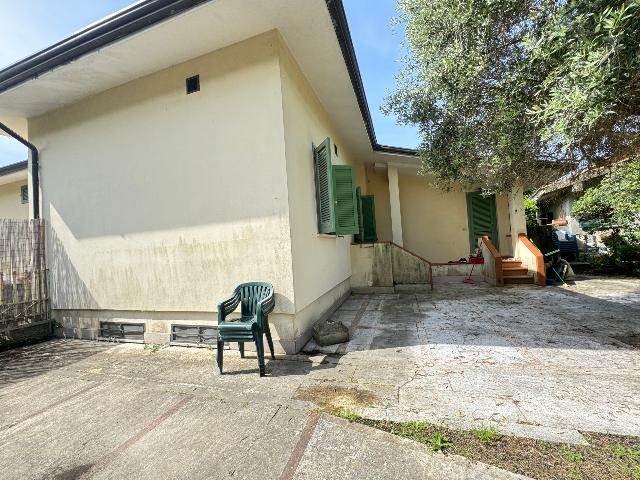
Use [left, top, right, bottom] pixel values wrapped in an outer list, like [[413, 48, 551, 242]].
[[0, 276, 638, 479]]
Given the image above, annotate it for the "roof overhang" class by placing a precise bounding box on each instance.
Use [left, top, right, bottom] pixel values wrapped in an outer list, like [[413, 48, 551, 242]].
[[0, 161, 28, 186], [373, 149, 422, 175], [0, 0, 417, 161]]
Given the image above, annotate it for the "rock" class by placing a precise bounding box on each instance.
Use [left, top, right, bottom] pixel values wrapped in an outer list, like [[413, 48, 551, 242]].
[[313, 319, 349, 346]]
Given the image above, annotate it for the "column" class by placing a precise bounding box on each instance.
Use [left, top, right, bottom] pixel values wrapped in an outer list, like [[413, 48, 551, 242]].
[[388, 165, 404, 246], [508, 181, 527, 257]]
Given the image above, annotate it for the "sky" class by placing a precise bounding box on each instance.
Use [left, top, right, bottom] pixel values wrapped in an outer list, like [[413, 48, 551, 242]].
[[0, 0, 419, 166]]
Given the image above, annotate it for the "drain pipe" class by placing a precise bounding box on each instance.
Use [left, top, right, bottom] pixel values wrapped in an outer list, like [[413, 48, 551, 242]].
[[0, 121, 39, 219]]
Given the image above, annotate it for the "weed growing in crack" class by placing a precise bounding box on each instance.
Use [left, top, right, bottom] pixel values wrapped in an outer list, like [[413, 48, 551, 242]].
[[429, 432, 452, 452], [332, 407, 362, 422], [144, 344, 165, 353], [471, 427, 502, 445]]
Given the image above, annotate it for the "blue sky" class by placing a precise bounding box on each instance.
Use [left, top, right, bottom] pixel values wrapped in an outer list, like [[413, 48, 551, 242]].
[[0, 0, 419, 166]]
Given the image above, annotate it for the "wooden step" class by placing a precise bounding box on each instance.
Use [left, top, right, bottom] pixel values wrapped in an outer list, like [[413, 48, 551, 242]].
[[504, 275, 534, 285], [503, 266, 529, 277], [502, 259, 524, 268]]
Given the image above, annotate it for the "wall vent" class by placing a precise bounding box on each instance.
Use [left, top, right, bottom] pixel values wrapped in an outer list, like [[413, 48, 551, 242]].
[[171, 325, 217, 346], [99, 322, 145, 341], [186, 75, 200, 94]]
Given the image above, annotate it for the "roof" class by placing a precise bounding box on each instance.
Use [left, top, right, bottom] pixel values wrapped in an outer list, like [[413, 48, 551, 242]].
[[0, 160, 28, 186], [0, 0, 417, 159], [532, 166, 610, 201]]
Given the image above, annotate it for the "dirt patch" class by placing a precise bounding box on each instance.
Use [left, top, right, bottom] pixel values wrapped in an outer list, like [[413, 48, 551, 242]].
[[350, 417, 640, 480], [294, 384, 378, 411]]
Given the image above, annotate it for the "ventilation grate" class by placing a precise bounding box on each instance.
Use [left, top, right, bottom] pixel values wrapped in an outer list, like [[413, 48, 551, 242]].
[[171, 325, 217, 346], [99, 322, 144, 340], [186, 75, 200, 94]]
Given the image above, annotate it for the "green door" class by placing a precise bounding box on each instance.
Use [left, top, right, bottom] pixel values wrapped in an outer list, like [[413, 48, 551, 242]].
[[355, 188, 377, 243], [466, 192, 499, 252]]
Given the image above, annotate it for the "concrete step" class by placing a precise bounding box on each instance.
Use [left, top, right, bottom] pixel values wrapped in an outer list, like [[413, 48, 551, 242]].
[[503, 267, 529, 277], [504, 275, 534, 285]]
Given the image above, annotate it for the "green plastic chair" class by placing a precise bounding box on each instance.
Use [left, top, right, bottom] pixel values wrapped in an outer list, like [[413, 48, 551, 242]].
[[217, 282, 275, 377]]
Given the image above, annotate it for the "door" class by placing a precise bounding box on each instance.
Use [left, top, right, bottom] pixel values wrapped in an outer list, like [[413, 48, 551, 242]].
[[355, 188, 377, 243], [466, 192, 499, 253]]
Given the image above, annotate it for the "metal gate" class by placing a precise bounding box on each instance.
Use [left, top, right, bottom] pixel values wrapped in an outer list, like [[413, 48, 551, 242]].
[[0, 219, 50, 349]]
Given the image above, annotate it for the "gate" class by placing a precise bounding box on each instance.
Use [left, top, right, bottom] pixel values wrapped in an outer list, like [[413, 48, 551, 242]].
[[0, 219, 50, 349]]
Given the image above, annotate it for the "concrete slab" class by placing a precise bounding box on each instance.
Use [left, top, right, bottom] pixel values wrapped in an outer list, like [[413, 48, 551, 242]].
[[0, 275, 638, 478], [302, 276, 640, 443]]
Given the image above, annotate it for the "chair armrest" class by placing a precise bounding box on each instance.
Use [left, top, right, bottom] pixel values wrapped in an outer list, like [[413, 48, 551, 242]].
[[218, 291, 241, 323]]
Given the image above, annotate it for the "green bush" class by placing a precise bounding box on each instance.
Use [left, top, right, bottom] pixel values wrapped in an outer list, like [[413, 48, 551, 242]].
[[524, 196, 539, 227]]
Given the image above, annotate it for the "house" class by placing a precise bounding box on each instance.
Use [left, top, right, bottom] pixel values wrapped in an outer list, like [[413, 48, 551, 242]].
[[0, 161, 29, 218], [0, 117, 29, 218], [0, 0, 531, 353], [532, 167, 612, 255]]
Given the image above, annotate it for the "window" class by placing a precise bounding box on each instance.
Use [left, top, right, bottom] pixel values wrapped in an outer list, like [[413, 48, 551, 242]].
[[313, 138, 359, 235], [186, 75, 200, 94], [20, 185, 28, 204]]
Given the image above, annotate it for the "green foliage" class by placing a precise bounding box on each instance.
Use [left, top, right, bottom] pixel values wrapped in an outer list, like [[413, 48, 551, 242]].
[[572, 161, 640, 247], [564, 450, 586, 463], [429, 432, 452, 452], [471, 427, 502, 445], [144, 343, 165, 353], [395, 421, 431, 441], [524, 196, 539, 227], [386, 0, 640, 192], [332, 407, 363, 423], [526, 0, 640, 161], [609, 444, 640, 462]]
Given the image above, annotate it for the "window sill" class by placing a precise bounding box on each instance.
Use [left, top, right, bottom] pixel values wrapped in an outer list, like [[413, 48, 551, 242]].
[[317, 233, 345, 239]]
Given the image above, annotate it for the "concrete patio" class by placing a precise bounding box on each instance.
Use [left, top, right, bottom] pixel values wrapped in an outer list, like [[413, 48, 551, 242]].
[[0, 276, 638, 479]]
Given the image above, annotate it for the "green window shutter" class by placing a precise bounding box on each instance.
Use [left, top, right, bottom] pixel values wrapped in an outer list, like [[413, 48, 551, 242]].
[[313, 139, 335, 234], [332, 164, 359, 235], [361, 195, 377, 242]]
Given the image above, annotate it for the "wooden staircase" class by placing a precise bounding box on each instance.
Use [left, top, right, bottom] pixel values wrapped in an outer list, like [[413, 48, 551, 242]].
[[502, 259, 535, 285]]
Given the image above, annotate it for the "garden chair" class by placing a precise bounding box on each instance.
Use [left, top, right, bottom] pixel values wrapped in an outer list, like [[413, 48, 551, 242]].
[[216, 282, 275, 377]]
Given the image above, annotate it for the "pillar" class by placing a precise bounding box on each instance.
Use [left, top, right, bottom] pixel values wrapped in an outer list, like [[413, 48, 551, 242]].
[[388, 165, 404, 246]]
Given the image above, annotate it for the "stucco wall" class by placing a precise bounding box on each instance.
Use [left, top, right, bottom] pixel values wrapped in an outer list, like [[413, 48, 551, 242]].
[[0, 116, 28, 138], [0, 181, 28, 218], [30, 32, 297, 316], [277, 37, 365, 313], [397, 175, 469, 262], [364, 167, 392, 242], [367, 173, 513, 262]]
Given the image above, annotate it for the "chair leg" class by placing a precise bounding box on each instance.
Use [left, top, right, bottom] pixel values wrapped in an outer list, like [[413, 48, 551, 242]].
[[217, 339, 224, 374], [238, 342, 244, 358], [265, 325, 275, 360], [255, 335, 265, 377]]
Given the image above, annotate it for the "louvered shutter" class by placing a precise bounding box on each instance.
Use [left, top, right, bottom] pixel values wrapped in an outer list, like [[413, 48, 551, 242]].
[[466, 192, 499, 252], [361, 195, 377, 242], [314, 139, 335, 234], [332, 165, 359, 235]]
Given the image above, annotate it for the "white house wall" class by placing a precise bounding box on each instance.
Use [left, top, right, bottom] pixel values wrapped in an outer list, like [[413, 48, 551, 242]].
[[278, 36, 365, 328], [29, 32, 296, 318], [0, 180, 29, 218]]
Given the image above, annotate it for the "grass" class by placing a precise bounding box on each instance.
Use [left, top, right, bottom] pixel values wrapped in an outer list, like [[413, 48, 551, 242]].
[[329, 411, 640, 479], [332, 407, 363, 423], [144, 343, 165, 353], [471, 426, 502, 445], [564, 451, 585, 463]]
